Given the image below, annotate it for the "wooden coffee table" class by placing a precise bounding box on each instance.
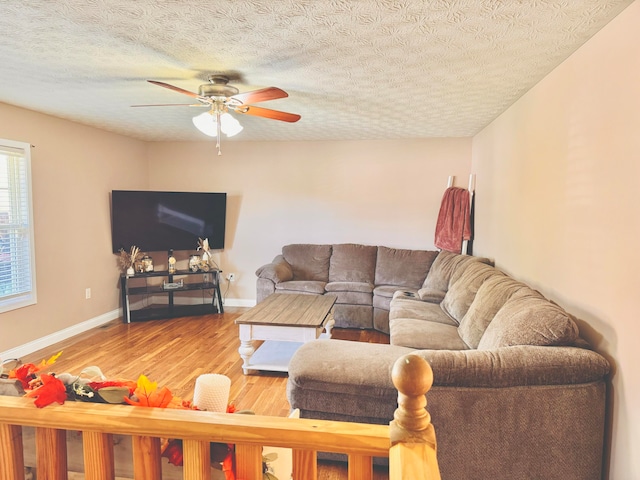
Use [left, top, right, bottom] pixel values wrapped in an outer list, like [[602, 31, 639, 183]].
[[235, 293, 337, 374]]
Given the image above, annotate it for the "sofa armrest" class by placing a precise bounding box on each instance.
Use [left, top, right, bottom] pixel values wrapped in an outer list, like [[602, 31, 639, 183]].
[[255, 254, 294, 284], [416, 345, 610, 388]]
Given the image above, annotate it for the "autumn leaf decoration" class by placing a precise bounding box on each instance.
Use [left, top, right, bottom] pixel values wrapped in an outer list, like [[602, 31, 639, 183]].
[[24, 373, 67, 408], [9, 351, 62, 389], [124, 374, 175, 408]]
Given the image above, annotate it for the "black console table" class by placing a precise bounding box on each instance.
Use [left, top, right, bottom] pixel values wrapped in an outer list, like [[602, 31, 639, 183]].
[[120, 269, 223, 323]]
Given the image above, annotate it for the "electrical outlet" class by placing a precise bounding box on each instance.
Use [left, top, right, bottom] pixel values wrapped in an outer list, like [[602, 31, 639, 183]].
[[226, 273, 235, 282], [85, 288, 91, 299]]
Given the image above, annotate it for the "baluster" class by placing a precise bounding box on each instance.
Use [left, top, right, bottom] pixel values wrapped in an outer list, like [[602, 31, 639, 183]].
[[389, 354, 441, 480], [293, 448, 317, 479], [235, 444, 263, 480], [83, 431, 115, 480], [348, 453, 372, 480], [0, 423, 25, 479], [132, 435, 162, 480], [36, 427, 67, 480], [183, 439, 211, 480]]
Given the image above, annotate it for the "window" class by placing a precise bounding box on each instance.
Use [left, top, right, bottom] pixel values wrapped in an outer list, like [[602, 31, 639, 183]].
[[0, 139, 36, 312]]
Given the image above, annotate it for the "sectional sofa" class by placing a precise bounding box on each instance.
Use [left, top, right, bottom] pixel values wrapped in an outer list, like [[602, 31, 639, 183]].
[[256, 243, 441, 332], [256, 245, 611, 479]]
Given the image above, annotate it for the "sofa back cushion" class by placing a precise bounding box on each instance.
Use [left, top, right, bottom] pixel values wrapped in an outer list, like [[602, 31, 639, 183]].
[[329, 244, 377, 283], [441, 262, 500, 324], [423, 251, 492, 292], [282, 244, 332, 282], [477, 289, 579, 350], [457, 274, 527, 348], [374, 247, 438, 288]]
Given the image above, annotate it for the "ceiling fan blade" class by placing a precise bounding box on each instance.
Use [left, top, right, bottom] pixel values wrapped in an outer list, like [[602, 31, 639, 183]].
[[131, 103, 207, 107], [148, 80, 200, 98], [232, 87, 288, 105], [237, 105, 301, 123]]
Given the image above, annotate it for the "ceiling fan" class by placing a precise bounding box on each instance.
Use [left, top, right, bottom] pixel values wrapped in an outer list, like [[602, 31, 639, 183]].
[[133, 74, 301, 154]]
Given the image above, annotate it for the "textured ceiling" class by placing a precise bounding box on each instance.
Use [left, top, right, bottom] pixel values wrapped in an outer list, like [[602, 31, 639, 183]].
[[0, 0, 634, 142]]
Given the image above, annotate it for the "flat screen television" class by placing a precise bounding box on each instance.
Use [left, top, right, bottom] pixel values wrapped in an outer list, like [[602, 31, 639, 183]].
[[111, 190, 226, 253]]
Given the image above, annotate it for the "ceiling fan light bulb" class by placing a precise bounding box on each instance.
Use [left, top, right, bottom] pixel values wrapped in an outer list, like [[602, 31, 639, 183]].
[[192, 111, 217, 137]]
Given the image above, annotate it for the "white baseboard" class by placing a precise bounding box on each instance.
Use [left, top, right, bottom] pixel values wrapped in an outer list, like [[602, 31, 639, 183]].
[[0, 309, 120, 360], [223, 298, 256, 308], [1, 299, 256, 361]]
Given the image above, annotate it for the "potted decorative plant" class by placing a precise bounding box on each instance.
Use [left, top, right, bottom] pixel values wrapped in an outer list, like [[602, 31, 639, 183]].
[[118, 246, 142, 275]]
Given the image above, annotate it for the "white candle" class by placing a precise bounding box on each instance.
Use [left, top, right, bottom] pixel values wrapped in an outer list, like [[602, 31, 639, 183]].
[[193, 374, 231, 412]]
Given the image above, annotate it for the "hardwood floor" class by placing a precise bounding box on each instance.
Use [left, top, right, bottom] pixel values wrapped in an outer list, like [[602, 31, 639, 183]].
[[20, 307, 391, 480]]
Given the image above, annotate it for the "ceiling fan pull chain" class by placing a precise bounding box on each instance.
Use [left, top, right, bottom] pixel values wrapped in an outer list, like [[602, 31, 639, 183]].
[[216, 111, 222, 155]]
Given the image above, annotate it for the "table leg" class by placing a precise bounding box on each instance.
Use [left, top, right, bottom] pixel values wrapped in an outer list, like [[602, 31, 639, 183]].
[[324, 313, 335, 338], [238, 325, 255, 375]]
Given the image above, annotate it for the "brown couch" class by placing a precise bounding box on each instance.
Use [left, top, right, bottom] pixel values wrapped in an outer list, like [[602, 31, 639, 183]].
[[286, 250, 610, 480], [255, 243, 439, 332]]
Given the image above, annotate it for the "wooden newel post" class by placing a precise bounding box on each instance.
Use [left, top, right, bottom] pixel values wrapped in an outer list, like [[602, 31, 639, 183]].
[[389, 354, 441, 480]]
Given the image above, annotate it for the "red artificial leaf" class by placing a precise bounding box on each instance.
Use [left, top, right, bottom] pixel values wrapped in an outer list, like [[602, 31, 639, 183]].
[[9, 352, 63, 389], [10, 363, 38, 389], [24, 373, 67, 408], [161, 439, 184, 466], [88, 380, 137, 395], [222, 447, 236, 480]]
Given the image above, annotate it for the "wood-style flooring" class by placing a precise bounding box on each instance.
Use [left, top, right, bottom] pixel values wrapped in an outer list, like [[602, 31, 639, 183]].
[[19, 307, 391, 480]]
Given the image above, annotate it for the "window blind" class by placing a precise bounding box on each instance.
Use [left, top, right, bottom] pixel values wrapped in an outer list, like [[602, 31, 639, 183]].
[[0, 140, 36, 311]]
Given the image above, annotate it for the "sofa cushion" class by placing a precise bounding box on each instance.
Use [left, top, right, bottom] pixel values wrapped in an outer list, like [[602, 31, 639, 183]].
[[417, 287, 446, 303], [325, 281, 373, 294], [255, 255, 294, 283], [287, 340, 414, 419], [330, 291, 372, 306], [390, 318, 469, 350], [423, 250, 492, 291], [326, 282, 373, 305], [458, 274, 528, 348], [275, 281, 327, 295], [282, 244, 332, 282], [374, 247, 438, 289], [329, 244, 377, 283], [389, 298, 457, 326], [441, 262, 501, 323], [477, 290, 580, 350]]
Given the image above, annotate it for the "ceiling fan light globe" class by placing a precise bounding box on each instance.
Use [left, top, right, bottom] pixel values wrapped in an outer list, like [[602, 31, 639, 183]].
[[192, 111, 218, 137], [192, 111, 243, 138], [220, 113, 243, 137]]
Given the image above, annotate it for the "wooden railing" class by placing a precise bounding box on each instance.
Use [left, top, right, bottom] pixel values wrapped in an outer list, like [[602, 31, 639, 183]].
[[0, 354, 440, 480]]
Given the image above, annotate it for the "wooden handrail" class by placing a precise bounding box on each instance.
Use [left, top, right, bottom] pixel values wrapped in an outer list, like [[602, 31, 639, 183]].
[[0, 353, 440, 480]]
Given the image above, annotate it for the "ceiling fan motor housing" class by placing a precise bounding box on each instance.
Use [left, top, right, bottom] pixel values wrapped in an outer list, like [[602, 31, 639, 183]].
[[199, 75, 239, 98]]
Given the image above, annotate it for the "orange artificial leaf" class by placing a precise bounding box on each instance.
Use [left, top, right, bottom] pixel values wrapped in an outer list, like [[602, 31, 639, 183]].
[[35, 351, 63, 371], [25, 373, 67, 408], [124, 374, 174, 408]]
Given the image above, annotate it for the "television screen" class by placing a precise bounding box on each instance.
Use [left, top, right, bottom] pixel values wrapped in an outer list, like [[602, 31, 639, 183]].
[[111, 190, 226, 253]]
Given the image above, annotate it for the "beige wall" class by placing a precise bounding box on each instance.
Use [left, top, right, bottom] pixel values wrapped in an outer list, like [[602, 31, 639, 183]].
[[0, 111, 469, 351], [146, 138, 471, 301], [0, 102, 148, 352], [472, 2, 640, 478]]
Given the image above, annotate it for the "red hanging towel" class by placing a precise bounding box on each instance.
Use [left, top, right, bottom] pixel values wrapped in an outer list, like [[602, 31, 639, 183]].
[[434, 187, 471, 254]]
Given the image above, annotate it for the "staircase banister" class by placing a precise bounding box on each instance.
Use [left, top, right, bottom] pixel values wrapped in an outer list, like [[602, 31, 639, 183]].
[[389, 353, 441, 480], [0, 395, 389, 457]]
